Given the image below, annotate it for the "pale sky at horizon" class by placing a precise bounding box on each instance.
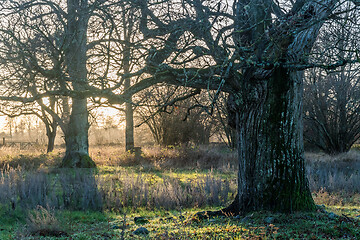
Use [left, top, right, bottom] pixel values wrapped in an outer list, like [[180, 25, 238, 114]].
[[0, 116, 6, 133], [0, 107, 125, 135]]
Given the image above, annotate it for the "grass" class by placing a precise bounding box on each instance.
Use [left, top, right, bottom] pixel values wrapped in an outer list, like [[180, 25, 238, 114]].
[[1, 206, 359, 239], [0, 145, 359, 239]]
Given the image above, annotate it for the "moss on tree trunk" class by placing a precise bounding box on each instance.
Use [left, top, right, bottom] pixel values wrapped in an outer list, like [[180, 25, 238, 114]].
[[61, 98, 96, 168], [62, 152, 96, 168], [224, 67, 315, 215]]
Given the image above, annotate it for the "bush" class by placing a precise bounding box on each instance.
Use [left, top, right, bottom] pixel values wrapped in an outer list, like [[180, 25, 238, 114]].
[[25, 205, 68, 237]]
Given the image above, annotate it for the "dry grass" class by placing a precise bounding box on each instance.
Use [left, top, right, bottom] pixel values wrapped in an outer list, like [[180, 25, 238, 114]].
[[0, 144, 237, 171], [312, 189, 360, 206], [1, 145, 360, 211], [306, 150, 360, 193], [23, 206, 68, 238], [306, 150, 360, 206], [89, 144, 237, 171], [0, 167, 102, 211], [141, 145, 236, 170], [0, 144, 236, 212], [0, 166, 234, 212], [0, 146, 62, 170], [99, 169, 233, 210]]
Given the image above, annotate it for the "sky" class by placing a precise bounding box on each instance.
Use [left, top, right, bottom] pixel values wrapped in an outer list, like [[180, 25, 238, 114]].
[[0, 116, 6, 133], [0, 106, 125, 135]]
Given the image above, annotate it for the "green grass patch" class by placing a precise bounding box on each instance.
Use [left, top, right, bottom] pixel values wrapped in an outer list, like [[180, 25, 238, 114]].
[[2, 207, 359, 239]]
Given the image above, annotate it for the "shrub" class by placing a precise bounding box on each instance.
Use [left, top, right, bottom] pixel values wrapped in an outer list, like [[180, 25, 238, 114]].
[[25, 205, 68, 237]]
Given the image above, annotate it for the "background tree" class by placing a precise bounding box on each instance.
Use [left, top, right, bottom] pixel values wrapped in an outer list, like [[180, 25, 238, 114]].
[[0, 0, 137, 167], [137, 86, 216, 146], [213, 93, 237, 149], [87, 2, 146, 152], [0, 97, 69, 152], [304, 9, 360, 154], [304, 66, 360, 154], [0, 0, 95, 166]]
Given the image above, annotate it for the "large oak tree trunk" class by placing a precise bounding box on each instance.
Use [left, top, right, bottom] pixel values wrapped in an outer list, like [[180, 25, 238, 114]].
[[225, 68, 315, 214], [61, 0, 95, 168], [218, 1, 337, 214], [62, 98, 95, 167]]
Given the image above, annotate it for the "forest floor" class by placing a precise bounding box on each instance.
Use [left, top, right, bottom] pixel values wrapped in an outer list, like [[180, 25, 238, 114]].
[[0, 145, 359, 239]]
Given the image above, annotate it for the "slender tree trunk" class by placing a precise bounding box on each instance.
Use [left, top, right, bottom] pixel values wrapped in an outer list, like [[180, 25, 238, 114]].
[[46, 124, 57, 153], [125, 101, 134, 151], [124, 53, 134, 151], [61, 0, 95, 167], [123, 27, 134, 152], [38, 97, 58, 153], [47, 133, 56, 153], [224, 68, 315, 214]]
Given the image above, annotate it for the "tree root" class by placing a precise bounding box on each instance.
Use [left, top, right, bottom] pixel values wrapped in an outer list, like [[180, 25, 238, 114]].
[[194, 196, 241, 219]]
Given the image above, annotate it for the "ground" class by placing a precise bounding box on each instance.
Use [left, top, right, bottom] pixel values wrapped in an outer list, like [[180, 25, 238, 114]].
[[0, 145, 359, 239], [1, 206, 359, 239]]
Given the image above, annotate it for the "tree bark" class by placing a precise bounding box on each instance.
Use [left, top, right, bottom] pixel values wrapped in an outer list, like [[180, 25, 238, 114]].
[[218, 1, 337, 214], [37, 97, 58, 153], [123, 20, 135, 152], [125, 100, 134, 152], [45, 123, 57, 153], [61, 0, 95, 168], [62, 98, 95, 167], [224, 68, 315, 214], [124, 50, 134, 152], [47, 132, 56, 153]]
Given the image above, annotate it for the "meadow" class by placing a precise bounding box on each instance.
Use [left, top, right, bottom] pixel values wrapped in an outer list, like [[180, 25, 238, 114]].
[[0, 144, 359, 239]]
